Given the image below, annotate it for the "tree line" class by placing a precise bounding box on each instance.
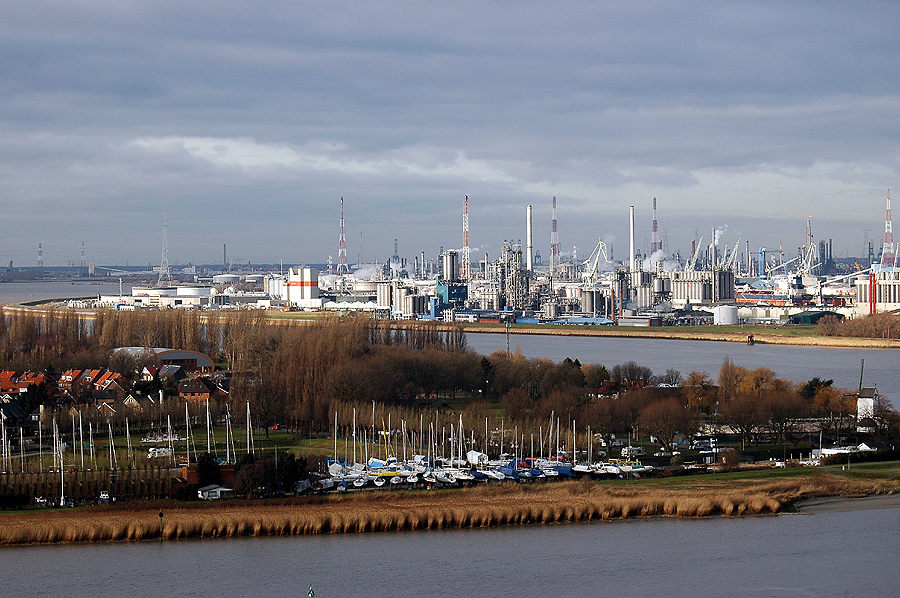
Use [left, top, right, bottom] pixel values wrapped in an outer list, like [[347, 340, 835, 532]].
[[2, 308, 897, 452]]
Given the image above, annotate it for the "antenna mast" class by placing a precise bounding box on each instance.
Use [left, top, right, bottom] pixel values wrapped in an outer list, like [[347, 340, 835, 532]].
[[881, 189, 894, 268], [157, 213, 171, 287], [462, 195, 471, 282], [650, 197, 660, 254], [337, 196, 350, 274], [550, 195, 560, 287]]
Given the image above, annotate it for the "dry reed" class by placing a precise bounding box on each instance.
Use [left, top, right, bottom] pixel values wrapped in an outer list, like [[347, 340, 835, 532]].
[[2, 474, 897, 546]]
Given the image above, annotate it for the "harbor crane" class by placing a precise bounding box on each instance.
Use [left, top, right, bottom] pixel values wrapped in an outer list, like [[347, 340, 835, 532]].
[[724, 238, 741, 271], [685, 237, 702, 272], [581, 237, 611, 287]]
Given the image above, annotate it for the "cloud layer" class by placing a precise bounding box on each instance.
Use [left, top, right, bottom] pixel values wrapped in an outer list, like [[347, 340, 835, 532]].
[[1, 1, 897, 266]]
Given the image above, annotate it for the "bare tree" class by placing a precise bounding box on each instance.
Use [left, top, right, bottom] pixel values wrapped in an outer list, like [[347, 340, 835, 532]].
[[719, 392, 764, 450], [640, 398, 698, 451]]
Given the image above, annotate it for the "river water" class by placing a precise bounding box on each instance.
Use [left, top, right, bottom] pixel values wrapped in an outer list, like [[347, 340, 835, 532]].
[[3, 508, 898, 597], [1, 284, 898, 594], [468, 332, 900, 393], [0, 280, 129, 304]]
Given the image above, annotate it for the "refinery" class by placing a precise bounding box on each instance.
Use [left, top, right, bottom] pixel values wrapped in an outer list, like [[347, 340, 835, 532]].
[[8, 191, 900, 325]]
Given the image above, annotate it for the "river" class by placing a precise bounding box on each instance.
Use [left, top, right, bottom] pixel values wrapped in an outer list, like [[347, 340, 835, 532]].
[[2, 508, 898, 597], [0, 280, 129, 305], [467, 332, 900, 392]]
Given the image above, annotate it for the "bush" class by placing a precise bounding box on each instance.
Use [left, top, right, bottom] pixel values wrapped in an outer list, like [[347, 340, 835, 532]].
[[719, 448, 741, 472], [174, 484, 199, 502], [0, 493, 29, 510]]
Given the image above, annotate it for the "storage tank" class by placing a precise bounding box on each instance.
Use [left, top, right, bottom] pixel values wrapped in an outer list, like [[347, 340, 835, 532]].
[[714, 305, 739, 325], [581, 290, 594, 314], [544, 302, 559, 319], [212, 274, 241, 285], [376, 281, 393, 308]]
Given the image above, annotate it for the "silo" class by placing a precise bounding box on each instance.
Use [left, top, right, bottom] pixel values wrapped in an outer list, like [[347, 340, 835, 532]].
[[376, 281, 393, 309], [653, 278, 665, 294], [442, 251, 459, 282], [544, 302, 559, 319], [582, 290, 594, 314]]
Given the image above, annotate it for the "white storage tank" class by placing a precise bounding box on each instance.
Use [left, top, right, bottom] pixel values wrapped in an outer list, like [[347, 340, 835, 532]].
[[714, 305, 739, 325]]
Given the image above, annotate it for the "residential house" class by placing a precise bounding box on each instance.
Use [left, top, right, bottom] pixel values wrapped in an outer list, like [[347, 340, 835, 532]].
[[93, 371, 131, 399], [178, 377, 226, 403], [59, 369, 84, 392], [0, 371, 45, 395], [0, 395, 25, 428]]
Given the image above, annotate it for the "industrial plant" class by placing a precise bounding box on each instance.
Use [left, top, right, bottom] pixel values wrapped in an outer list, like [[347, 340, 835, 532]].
[[60, 190, 900, 325]]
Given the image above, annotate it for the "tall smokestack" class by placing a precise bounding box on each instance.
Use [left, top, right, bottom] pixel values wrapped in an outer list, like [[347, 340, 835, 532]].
[[629, 205, 635, 272], [526, 204, 534, 272]]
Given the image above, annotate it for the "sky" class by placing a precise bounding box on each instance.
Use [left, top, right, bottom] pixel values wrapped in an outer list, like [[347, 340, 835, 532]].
[[1, 1, 898, 269]]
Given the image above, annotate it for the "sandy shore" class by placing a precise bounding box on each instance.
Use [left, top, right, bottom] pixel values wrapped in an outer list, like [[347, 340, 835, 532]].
[[796, 493, 900, 513]]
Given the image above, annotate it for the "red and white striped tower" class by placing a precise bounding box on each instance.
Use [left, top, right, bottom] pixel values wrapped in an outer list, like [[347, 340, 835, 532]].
[[650, 197, 661, 254], [462, 195, 471, 282], [881, 190, 894, 269], [336, 197, 350, 274]]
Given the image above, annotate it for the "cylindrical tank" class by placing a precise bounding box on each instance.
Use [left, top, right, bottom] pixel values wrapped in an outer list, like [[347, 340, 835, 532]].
[[212, 274, 241, 285], [544, 302, 559, 319], [582, 290, 594, 314], [714, 305, 739, 325], [376, 282, 393, 308], [442, 251, 459, 281]]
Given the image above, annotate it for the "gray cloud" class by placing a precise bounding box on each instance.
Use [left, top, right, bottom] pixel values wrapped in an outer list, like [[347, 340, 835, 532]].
[[0, 1, 897, 266]]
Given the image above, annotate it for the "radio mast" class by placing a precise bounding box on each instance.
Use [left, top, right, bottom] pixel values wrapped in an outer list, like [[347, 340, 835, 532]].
[[881, 189, 894, 268], [157, 213, 171, 287], [462, 195, 471, 282], [337, 197, 350, 275]]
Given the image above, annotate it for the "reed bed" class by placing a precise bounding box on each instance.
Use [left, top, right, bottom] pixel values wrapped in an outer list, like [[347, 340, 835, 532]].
[[2, 474, 897, 546]]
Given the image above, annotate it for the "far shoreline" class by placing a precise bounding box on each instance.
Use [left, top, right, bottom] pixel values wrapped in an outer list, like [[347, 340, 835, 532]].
[[3, 302, 900, 350]]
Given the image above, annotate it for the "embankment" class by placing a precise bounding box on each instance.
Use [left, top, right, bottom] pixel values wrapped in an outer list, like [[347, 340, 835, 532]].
[[2, 473, 897, 546]]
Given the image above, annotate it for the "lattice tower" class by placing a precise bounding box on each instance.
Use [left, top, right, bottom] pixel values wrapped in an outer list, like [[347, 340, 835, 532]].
[[336, 197, 350, 274], [650, 197, 661, 254], [157, 213, 171, 286], [462, 195, 471, 281], [881, 189, 895, 268]]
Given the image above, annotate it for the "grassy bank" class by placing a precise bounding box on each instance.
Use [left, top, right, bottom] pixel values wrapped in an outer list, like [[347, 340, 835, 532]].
[[2, 466, 897, 546]]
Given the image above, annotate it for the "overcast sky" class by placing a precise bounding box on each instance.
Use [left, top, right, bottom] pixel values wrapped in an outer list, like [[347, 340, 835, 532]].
[[1, 1, 898, 268]]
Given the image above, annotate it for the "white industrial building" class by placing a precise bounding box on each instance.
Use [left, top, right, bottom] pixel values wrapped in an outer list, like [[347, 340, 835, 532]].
[[854, 269, 900, 316], [264, 267, 323, 309], [99, 286, 219, 309]]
